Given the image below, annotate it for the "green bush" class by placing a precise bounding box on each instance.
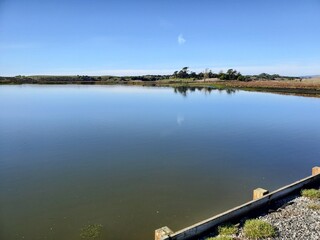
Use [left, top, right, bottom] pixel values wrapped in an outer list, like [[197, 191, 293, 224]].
[[218, 224, 238, 236], [80, 224, 103, 240], [301, 189, 320, 199], [243, 219, 276, 239]]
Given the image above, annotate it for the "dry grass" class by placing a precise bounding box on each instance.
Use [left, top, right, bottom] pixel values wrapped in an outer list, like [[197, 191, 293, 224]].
[[206, 236, 233, 240], [308, 203, 320, 211], [220, 79, 320, 90], [302, 77, 320, 83]]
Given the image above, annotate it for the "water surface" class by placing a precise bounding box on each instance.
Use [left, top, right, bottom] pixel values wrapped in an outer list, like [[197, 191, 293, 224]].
[[0, 85, 319, 240]]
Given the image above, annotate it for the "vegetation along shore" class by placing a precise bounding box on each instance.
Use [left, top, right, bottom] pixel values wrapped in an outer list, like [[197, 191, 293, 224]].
[[202, 187, 320, 240], [1, 67, 320, 97]]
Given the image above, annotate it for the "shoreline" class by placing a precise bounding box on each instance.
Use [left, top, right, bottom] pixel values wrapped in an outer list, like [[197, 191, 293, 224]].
[[155, 167, 320, 240], [202, 191, 320, 240], [1, 79, 320, 98]]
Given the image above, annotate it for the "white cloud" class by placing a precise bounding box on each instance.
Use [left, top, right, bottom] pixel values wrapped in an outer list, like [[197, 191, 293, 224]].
[[178, 34, 186, 45], [177, 115, 185, 125]]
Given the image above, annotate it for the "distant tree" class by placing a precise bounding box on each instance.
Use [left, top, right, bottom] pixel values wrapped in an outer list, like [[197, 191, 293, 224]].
[[189, 71, 197, 79], [208, 70, 216, 78], [198, 72, 204, 79], [237, 75, 248, 81], [203, 68, 209, 82], [258, 73, 269, 79], [218, 70, 227, 80], [226, 69, 238, 80], [172, 67, 190, 79], [178, 67, 189, 78], [182, 67, 189, 72]]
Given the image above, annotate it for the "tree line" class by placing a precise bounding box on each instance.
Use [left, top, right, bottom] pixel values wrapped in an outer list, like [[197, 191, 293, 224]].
[[0, 68, 299, 84], [172, 67, 298, 81]]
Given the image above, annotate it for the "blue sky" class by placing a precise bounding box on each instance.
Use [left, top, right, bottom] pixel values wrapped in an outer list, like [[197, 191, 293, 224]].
[[0, 0, 319, 76]]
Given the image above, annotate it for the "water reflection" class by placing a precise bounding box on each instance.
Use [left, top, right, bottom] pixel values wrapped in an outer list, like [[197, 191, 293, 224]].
[[1, 85, 319, 240], [173, 86, 237, 97]]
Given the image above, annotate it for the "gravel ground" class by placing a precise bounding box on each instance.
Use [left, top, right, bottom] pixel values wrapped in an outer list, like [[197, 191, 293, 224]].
[[202, 188, 320, 240], [237, 194, 320, 239]]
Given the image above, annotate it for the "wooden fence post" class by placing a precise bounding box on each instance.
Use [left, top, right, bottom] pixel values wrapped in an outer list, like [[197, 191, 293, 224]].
[[155, 226, 173, 240], [253, 188, 269, 200], [312, 166, 320, 176]]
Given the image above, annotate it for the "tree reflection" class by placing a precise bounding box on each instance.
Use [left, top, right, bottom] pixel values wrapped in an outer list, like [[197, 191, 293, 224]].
[[173, 87, 237, 97]]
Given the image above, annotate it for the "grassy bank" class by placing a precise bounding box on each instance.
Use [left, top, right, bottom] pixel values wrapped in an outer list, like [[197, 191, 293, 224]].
[[136, 78, 320, 97]]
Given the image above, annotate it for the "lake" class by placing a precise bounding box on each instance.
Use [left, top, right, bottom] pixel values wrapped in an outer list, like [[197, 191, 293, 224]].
[[0, 85, 319, 240]]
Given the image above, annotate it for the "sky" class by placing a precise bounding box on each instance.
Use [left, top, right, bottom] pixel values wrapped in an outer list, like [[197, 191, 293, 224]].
[[0, 0, 319, 76]]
